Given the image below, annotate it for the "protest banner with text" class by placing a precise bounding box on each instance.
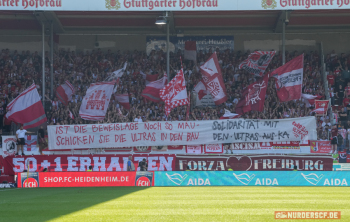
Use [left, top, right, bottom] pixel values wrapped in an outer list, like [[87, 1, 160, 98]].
[[48, 117, 317, 150]]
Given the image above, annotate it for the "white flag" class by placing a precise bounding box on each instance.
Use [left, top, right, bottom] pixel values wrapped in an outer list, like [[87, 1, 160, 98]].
[[79, 81, 115, 121]]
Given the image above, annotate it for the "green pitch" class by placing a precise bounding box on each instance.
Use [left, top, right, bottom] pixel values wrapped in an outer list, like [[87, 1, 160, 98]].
[[0, 187, 349, 222]]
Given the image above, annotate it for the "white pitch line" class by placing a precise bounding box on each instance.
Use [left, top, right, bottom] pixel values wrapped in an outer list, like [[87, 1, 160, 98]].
[[0, 188, 19, 192]]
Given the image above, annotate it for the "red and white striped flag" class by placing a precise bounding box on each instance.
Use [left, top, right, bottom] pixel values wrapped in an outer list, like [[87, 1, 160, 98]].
[[79, 81, 115, 121], [6, 83, 47, 129], [69, 110, 75, 119], [56, 80, 75, 106], [141, 73, 167, 103], [160, 60, 189, 116], [184, 41, 196, 61], [115, 94, 130, 110], [200, 53, 228, 105], [273, 54, 304, 102]]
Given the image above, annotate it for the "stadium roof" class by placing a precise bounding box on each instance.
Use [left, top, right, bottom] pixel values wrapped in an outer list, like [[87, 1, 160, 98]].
[[1, 10, 350, 35]]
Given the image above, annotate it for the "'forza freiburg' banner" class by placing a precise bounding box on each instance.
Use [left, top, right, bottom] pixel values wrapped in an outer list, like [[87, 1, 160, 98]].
[[48, 117, 317, 150]]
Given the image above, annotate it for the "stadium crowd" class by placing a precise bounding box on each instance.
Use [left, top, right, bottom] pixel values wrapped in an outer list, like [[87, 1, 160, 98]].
[[0, 47, 349, 149]]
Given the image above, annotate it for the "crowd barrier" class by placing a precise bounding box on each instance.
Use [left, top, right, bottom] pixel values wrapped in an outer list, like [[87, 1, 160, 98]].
[[18, 171, 350, 188]]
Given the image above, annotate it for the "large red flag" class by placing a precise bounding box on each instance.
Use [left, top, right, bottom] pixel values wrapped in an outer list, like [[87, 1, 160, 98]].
[[236, 74, 269, 115], [141, 73, 167, 103], [6, 83, 47, 129], [272, 54, 304, 102], [160, 63, 189, 116], [56, 80, 74, 106], [200, 53, 227, 105], [239, 51, 275, 77]]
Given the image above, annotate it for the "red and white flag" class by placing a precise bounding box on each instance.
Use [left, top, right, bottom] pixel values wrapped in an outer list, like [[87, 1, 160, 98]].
[[24, 135, 38, 152], [69, 110, 75, 120], [302, 94, 318, 107], [115, 94, 130, 110], [220, 109, 240, 119], [272, 54, 304, 102], [186, 145, 202, 154], [314, 100, 329, 115], [56, 80, 74, 106], [239, 51, 275, 77], [160, 61, 189, 116], [184, 41, 196, 61], [193, 81, 208, 100], [6, 83, 47, 129], [236, 73, 269, 115], [106, 62, 127, 81], [200, 53, 227, 105], [79, 81, 115, 121], [140, 71, 159, 84], [141, 73, 167, 103]]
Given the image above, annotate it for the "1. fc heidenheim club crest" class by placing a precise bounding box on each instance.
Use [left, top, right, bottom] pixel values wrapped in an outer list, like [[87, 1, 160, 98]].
[[262, 0, 277, 9], [106, 0, 121, 10]]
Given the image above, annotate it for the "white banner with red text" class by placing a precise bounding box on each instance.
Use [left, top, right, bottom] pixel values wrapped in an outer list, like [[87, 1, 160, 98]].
[[48, 117, 317, 150], [1, 0, 350, 11]]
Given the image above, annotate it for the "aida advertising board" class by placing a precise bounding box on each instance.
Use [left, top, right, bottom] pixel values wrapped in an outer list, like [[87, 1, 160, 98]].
[[155, 171, 350, 187], [17, 171, 154, 188]]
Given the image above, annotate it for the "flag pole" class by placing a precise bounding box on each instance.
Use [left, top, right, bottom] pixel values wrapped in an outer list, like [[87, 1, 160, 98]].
[[26, 160, 29, 188]]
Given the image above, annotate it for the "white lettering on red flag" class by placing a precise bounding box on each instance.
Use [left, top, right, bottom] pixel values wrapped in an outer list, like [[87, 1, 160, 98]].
[[314, 100, 329, 115], [273, 54, 304, 102], [6, 83, 47, 129], [239, 51, 275, 77], [200, 53, 227, 105], [236, 74, 269, 114], [79, 81, 115, 121]]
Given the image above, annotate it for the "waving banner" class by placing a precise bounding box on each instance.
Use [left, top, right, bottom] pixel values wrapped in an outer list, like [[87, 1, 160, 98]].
[[239, 51, 275, 77], [48, 117, 317, 150]]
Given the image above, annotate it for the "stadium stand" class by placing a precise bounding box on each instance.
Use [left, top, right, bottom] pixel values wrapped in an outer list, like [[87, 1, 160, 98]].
[[0, 47, 347, 147]]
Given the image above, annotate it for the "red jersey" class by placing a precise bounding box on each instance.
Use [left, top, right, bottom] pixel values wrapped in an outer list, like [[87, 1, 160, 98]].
[[327, 75, 335, 86]]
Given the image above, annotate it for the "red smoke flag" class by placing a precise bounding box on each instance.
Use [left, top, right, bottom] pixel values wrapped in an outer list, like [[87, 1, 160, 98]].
[[56, 80, 75, 106], [200, 53, 227, 105], [272, 54, 304, 102], [236, 74, 269, 115], [69, 110, 75, 120], [79, 81, 115, 121], [115, 94, 130, 110], [6, 83, 47, 129], [141, 73, 167, 103], [160, 60, 189, 116], [239, 51, 275, 77], [184, 41, 196, 61]]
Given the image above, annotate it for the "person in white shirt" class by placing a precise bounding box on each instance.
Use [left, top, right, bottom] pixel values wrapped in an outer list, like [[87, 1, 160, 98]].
[[16, 125, 31, 155], [134, 116, 143, 123]]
